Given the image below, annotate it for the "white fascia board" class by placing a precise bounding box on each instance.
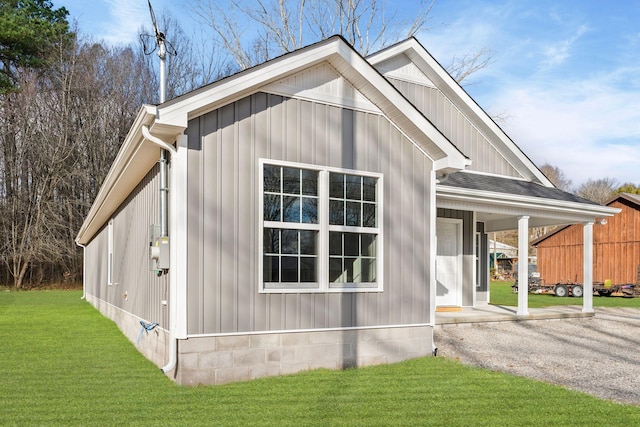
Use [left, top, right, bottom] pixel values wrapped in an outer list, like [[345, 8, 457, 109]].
[[437, 185, 621, 220], [328, 40, 467, 170], [369, 39, 553, 187], [156, 38, 347, 129], [156, 36, 468, 172]]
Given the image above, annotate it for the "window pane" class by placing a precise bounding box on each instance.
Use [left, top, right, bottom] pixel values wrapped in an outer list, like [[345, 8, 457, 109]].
[[362, 202, 376, 228], [301, 170, 318, 196], [263, 255, 279, 282], [361, 258, 376, 282], [345, 201, 361, 227], [361, 234, 376, 257], [363, 177, 376, 202], [281, 229, 298, 254], [282, 167, 301, 194], [264, 165, 281, 193], [329, 173, 344, 198], [263, 228, 279, 254], [329, 258, 344, 282], [300, 257, 317, 282], [329, 232, 342, 255], [329, 200, 344, 225], [299, 230, 317, 255], [348, 257, 375, 283], [281, 256, 298, 282], [344, 257, 357, 282], [345, 175, 361, 200], [263, 194, 281, 221], [301, 197, 318, 224], [344, 233, 359, 256], [282, 196, 300, 222]]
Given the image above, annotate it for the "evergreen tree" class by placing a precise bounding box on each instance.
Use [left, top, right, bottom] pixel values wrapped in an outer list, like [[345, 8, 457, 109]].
[[0, 0, 71, 93]]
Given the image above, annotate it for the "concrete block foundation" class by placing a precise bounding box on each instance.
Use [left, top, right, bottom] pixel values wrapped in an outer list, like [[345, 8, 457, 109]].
[[173, 325, 434, 386]]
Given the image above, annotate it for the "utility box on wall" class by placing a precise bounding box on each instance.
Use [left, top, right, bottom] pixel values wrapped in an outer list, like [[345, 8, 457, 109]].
[[149, 224, 170, 272]]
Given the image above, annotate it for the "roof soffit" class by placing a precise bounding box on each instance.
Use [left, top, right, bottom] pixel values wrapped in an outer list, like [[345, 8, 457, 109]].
[[76, 105, 164, 245]]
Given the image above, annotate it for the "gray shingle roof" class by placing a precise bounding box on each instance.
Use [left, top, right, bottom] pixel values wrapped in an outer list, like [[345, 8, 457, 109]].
[[439, 172, 601, 206]]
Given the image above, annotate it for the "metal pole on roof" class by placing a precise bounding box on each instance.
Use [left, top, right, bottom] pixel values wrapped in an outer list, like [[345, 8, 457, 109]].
[[147, 0, 169, 238]]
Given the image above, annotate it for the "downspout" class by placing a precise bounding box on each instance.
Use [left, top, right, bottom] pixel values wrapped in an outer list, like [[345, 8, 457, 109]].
[[142, 125, 177, 374]]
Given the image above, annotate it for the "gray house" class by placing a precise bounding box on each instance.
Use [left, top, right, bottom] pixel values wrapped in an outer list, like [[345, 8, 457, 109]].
[[76, 36, 617, 385]]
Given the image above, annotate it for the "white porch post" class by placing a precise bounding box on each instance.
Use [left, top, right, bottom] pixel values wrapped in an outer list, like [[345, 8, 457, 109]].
[[517, 216, 529, 316], [583, 221, 594, 313]]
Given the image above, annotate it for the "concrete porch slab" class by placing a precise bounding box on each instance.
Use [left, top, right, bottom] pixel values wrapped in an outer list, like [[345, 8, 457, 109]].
[[436, 304, 593, 327]]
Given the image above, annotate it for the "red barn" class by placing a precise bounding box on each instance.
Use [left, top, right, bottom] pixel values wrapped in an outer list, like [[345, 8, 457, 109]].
[[534, 193, 640, 285]]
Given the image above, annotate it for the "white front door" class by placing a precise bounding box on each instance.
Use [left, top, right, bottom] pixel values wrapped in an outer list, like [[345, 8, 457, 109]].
[[436, 219, 462, 307]]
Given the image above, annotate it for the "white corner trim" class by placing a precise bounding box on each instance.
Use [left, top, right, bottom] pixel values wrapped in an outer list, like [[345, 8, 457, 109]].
[[171, 135, 189, 339]]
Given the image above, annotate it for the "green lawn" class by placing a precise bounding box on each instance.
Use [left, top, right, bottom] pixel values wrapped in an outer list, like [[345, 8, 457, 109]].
[[490, 281, 640, 308], [2, 290, 640, 426]]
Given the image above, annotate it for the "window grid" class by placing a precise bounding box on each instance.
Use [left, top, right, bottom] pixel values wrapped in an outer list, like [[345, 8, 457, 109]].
[[263, 228, 319, 288], [260, 160, 382, 293]]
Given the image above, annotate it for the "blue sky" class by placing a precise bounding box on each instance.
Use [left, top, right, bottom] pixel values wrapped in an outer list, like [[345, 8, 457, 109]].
[[54, 0, 640, 187]]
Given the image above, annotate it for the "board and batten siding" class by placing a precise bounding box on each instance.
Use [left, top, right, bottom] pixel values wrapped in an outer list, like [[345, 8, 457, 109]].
[[84, 164, 168, 327], [185, 92, 434, 335], [386, 77, 520, 178], [536, 199, 640, 285]]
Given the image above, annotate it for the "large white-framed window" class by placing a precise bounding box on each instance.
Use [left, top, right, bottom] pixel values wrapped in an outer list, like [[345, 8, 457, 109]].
[[107, 218, 114, 286], [259, 159, 383, 293]]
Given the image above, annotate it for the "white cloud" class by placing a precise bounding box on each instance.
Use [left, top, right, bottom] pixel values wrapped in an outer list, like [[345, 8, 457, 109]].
[[541, 24, 588, 67], [491, 77, 640, 186], [100, 0, 149, 45], [420, 0, 640, 187]]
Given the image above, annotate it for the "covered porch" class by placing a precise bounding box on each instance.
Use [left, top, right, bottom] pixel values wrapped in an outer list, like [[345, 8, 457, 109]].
[[436, 172, 620, 316]]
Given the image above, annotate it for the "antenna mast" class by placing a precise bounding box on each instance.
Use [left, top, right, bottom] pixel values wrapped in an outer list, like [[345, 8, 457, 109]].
[[147, 0, 166, 103]]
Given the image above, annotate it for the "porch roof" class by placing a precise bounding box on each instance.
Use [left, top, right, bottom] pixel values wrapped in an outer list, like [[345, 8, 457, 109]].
[[442, 172, 598, 205], [436, 172, 620, 231]]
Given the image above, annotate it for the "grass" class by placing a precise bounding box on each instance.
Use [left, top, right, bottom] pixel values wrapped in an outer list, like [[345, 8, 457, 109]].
[[2, 291, 640, 426], [490, 281, 640, 308]]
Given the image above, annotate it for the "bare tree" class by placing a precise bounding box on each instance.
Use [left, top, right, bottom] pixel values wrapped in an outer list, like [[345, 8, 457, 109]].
[[539, 163, 573, 192], [191, 0, 491, 84], [139, 14, 232, 101], [0, 30, 161, 287], [446, 48, 494, 84], [576, 178, 618, 205]]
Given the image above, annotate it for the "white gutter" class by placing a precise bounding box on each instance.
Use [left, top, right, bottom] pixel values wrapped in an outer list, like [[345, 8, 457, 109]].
[[141, 126, 177, 155], [437, 185, 620, 218]]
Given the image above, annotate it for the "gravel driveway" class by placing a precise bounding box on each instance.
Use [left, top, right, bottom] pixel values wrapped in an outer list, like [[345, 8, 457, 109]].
[[434, 307, 640, 406]]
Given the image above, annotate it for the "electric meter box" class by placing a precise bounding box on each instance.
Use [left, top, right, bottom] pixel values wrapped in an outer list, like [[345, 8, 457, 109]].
[[149, 225, 170, 271]]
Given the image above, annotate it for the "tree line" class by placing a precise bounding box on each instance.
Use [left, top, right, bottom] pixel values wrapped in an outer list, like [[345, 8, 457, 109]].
[[5, 0, 623, 288], [540, 163, 640, 205], [0, 0, 455, 287]]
